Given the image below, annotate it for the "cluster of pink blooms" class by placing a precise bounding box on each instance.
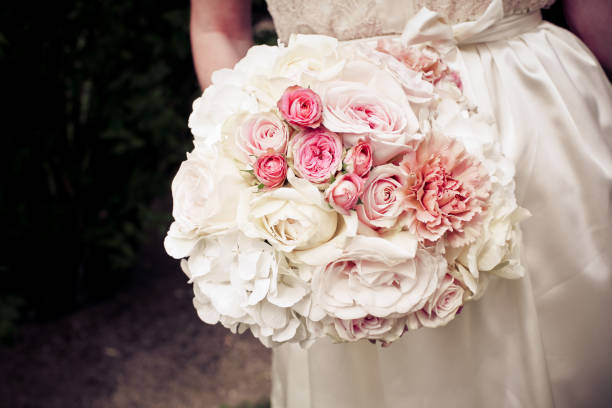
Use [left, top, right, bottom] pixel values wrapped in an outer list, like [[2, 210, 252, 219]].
[[238, 83, 490, 249], [243, 85, 372, 210]]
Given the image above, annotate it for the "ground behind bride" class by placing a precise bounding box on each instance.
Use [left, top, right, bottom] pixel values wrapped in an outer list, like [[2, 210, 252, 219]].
[[0, 227, 271, 408]]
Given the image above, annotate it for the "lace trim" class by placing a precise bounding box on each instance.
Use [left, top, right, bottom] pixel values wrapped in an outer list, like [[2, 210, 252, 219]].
[[266, 0, 555, 43]]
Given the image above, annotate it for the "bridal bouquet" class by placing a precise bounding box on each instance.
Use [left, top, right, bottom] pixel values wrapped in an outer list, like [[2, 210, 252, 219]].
[[165, 33, 529, 347]]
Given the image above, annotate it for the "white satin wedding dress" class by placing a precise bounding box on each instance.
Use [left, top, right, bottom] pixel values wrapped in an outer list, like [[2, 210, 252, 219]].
[[264, 1, 612, 407]]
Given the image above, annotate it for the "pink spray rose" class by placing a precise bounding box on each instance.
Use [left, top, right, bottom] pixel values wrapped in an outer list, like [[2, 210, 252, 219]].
[[343, 141, 373, 178], [289, 127, 343, 184], [414, 274, 464, 328], [400, 133, 491, 246], [332, 315, 405, 343], [356, 164, 407, 230], [235, 112, 289, 163], [253, 153, 287, 189], [324, 173, 365, 215], [277, 85, 323, 128]]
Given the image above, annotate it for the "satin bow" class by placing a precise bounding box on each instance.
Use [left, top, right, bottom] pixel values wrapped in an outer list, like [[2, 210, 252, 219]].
[[401, 0, 541, 51]]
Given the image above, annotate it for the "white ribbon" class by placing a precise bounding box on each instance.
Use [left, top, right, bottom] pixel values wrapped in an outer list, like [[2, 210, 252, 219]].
[[401, 0, 541, 51]]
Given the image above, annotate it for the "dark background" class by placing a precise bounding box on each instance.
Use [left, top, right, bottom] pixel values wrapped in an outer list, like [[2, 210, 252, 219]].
[[0, 1, 567, 407], [0, 0, 275, 338], [0, 1, 274, 408]]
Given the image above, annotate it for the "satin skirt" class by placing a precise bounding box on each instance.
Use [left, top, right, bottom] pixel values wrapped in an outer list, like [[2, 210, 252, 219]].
[[270, 20, 612, 408]]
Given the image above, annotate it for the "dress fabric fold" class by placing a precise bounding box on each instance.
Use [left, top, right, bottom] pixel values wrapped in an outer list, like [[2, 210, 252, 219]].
[[270, 6, 612, 408]]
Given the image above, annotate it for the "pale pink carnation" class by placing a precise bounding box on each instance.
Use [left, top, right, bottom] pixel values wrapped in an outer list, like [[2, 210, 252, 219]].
[[277, 85, 323, 128], [439, 70, 463, 90], [400, 133, 491, 246], [376, 42, 448, 84], [356, 164, 407, 230], [235, 112, 289, 163], [290, 128, 343, 184], [254, 153, 287, 189], [415, 274, 464, 328], [344, 141, 373, 178], [324, 173, 365, 215]]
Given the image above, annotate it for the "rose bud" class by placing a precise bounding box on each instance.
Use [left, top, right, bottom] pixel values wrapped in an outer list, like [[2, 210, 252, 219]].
[[344, 141, 373, 177], [254, 153, 288, 189], [325, 173, 365, 215]]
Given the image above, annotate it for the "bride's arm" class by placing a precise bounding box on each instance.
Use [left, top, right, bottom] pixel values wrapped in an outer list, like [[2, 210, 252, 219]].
[[563, 0, 612, 74], [190, 0, 252, 89]]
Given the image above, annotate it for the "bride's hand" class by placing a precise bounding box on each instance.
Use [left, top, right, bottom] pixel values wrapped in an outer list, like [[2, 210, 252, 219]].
[[190, 0, 252, 89]]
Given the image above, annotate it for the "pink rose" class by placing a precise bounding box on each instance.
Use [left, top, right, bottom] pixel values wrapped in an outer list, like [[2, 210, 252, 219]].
[[289, 127, 343, 184], [414, 274, 464, 328], [356, 164, 407, 230], [254, 153, 287, 189], [321, 78, 417, 165], [277, 85, 323, 128], [376, 42, 448, 84], [322, 81, 410, 137], [343, 141, 373, 178], [235, 112, 289, 163], [324, 173, 365, 215], [400, 133, 491, 246]]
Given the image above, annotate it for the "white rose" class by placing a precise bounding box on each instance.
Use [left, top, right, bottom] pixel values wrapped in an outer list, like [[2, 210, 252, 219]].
[[230, 45, 295, 111], [233, 45, 281, 79], [238, 185, 339, 253], [311, 233, 444, 319], [164, 149, 249, 259], [246, 76, 295, 111], [274, 34, 345, 83]]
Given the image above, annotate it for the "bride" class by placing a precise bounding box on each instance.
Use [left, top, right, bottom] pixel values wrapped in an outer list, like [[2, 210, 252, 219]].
[[189, 1, 612, 407]]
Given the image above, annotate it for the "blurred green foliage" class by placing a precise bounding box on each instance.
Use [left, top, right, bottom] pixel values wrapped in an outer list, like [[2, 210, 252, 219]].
[[0, 1, 199, 321], [0, 1, 273, 330], [0, 296, 25, 344]]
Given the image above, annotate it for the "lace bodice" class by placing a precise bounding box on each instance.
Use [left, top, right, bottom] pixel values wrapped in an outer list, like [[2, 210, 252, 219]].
[[266, 0, 555, 43]]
